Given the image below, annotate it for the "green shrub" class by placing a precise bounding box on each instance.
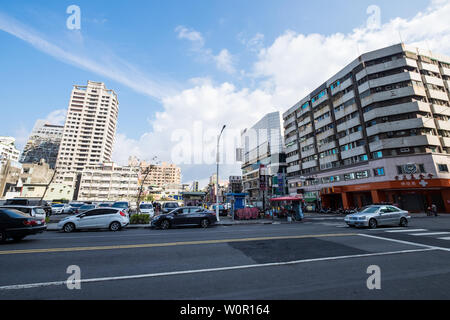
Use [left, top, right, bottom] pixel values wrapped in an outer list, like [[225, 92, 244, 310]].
[[130, 214, 151, 225]]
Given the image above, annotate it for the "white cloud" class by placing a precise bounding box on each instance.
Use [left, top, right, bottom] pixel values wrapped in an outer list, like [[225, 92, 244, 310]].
[[175, 25, 237, 74], [45, 109, 67, 126], [238, 32, 265, 52]]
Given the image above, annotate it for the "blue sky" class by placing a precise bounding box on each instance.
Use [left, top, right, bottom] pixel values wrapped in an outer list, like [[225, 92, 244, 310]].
[[0, 0, 446, 185]]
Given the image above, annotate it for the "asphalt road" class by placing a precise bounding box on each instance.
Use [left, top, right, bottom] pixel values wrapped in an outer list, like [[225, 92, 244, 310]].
[[1, 216, 450, 300]]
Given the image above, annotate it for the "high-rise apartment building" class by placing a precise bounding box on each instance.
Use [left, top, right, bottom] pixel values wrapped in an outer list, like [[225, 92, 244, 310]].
[[283, 43, 450, 213], [55, 81, 119, 187], [0, 137, 20, 163], [20, 120, 64, 169]]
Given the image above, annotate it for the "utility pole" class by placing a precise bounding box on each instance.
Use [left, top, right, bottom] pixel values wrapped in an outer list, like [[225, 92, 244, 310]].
[[216, 125, 226, 222]]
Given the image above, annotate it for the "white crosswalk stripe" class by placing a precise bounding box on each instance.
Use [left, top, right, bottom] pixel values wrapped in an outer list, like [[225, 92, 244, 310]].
[[410, 232, 450, 237], [386, 229, 428, 233], [439, 237, 450, 241]]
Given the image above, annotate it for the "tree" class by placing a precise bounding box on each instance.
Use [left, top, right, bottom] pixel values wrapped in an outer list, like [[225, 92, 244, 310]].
[[136, 157, 160, 214]]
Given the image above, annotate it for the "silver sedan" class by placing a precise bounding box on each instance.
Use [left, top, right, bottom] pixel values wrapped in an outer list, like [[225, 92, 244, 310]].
[[345, 205, 411, 229]]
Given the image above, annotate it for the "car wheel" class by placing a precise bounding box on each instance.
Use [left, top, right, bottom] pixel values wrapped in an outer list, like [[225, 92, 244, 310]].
[[63, 223, 76, 233], [109, 221, 121, 232], [368, 219, 378, 229], [160, 220, 170, 230], [200, 219, 210, 228], [400, 218, 408, 228], [0, 231, 7, 243]]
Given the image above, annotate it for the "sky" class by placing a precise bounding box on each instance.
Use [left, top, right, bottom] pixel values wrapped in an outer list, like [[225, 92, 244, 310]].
[[1, 0, 449, 188]]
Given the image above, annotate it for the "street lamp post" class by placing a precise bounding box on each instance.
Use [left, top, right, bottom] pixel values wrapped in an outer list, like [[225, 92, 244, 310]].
[[216, 125, 226, 222]]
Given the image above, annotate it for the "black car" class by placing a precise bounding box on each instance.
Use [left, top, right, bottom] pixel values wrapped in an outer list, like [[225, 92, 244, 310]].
[[0, 208, 47, 242], [151, 207, 217, 230]]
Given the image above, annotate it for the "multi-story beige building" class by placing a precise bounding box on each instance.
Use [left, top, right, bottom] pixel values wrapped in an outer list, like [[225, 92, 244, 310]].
[[55, 81, 119, 187], [283, 43, 450, 213], [139, 161, 181, 188], [77, 162, 139, 202]]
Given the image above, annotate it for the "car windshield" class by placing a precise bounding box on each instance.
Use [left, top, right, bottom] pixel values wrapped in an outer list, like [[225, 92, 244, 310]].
[[34, 208, 46, 215], [165, 203, 178, 208], [99, 204, 111, 207], [52, 204, 64, 207], [140, 204, 153, 209], [81, 205, 94, 209], [70, 203, 83, 208], [360, 206, 381, 214]]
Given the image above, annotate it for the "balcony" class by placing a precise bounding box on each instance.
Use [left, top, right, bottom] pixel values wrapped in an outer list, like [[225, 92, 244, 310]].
[[285, 124, 297, 135], [298, 126, 313, 138], [366, 118, 436, 137], [339, 131, 363, 145], [318, 140, 337, 153], [364, 101, 431, 122], [301, 148, 317, 158], [302, 160, 318, 170], [335, 103, 359, 121], [341, 146, 366, 160], [312, 94, 328, 108], [341, 90, 355, 104], [423, 75, 445, 87], [360, 86, 427, 108], [431, 104, 450, 117], [441, 137, 450, 148], [319, 154, 339, 166], [300, 137, 315, 149], [285, 134, 298, 145], [356, 58, 418, 80], [315, 117, 333, 130], [287, 164, 301, 174], [316, 129, 334, 141], [337, 117, 361, 133], [441, 67, 450, 77], [285, 143, 299, 153], [296, 105, 311, 118], [358, 72, 422, 93], [437, 119, 450, 131], [428, 89, 449, 101], [369, 135, 441, 152], [298, 116, 311, 127], [313, 105, 331, 119], [286, 154, 300, 164], [420, 62, 440, 74], [284, 115, 296, 127]]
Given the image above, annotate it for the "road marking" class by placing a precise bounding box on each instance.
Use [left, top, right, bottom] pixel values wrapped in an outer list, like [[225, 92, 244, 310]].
[[410, 232, 450, 237], [0, 247, 436, 291], [366, 227, 406, 231], [0, 233, 356, 256], [439, 237, 450, 241], [358, 234, 450, 252], [385, 229, 428, 233]]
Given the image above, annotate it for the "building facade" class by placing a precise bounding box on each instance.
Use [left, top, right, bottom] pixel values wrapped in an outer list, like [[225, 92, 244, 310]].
[[139, 161, 181, 189], [241, 112, 287, 209], [282, 43, 450, 213], [0, 137, 20, 163], [20, 120, 64, 169], [77, 162, 139, 202], [55, 81, 119, 188]]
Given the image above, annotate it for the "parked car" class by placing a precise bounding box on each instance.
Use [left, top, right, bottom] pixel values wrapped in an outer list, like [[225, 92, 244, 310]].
[[5, 198, 52, 216], [151, 206, 216, 230], [75, 204, 98, 214], [0, 208, 47, 242], [0, 206, 47, 220], [210, 204, 228, 216], [139, 203, 155, 217], [161, 202, 179, 214], [98, 203, 113, 208], [112, 202, 131, 214], [57, 208, 130, 233], [68, 203, 84, 214], [51, 203, 73, 215], [345, 205, 411, 229]]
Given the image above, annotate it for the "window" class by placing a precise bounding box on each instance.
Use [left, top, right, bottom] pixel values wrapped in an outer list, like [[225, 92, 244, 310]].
[[372, 151, 383, 159], [374, 168, 385, 176], [438, 164, 449, 172]]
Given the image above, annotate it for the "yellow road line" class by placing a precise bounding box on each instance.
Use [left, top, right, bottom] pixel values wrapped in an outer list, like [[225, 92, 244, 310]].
[[0, 233, 356, 255]]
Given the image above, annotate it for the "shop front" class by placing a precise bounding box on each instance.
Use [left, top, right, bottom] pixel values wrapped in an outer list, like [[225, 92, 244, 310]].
[[321, 179, 450, 213]]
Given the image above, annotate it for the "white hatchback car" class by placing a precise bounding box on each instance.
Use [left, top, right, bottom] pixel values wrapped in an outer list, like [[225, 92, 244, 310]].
[[57, 208, 129, 233], [139, 203, 155, 217]]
